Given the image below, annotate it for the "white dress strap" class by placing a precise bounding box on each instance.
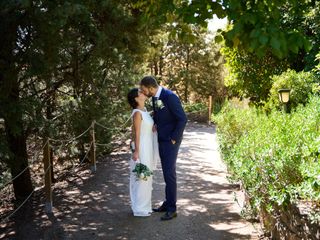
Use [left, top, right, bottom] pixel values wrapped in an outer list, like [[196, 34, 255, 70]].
[[131, 109, 146, 118]]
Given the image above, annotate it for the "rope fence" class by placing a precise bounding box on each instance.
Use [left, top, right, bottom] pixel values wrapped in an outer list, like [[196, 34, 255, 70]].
[[1, 161, 52, 223], [0, 117, 132, 224], [0, 139, 49, 191], [0, 95, 214, 224], [48, 124, 92, 143]]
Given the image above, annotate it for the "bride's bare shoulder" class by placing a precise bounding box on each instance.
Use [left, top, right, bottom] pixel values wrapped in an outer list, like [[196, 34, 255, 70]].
[[132, 110, 142, 120]]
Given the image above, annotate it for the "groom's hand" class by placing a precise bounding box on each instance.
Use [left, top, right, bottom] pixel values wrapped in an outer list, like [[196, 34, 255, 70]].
[[152, 124, 157, 132], [171, 139, 176, 145]]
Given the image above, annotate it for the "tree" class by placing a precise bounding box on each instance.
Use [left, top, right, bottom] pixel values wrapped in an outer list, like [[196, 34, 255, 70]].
[[219, 1, 320, 103], [222, 47, 289, 104], [0, 0, 148, 200], [145, 22, 226, 103], [298, 1, 320, 71], [135, 0, 315, 58]]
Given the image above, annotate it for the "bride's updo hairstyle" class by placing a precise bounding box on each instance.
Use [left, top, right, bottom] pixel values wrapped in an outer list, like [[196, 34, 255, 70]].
[[127, 88, 139, 109]]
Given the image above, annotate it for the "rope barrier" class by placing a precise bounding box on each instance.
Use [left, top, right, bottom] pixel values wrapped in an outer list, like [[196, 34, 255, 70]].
[[95, 116, 131, 133], [50, 141, 67, 153], [0, 118, 130, 189], [47, 117, 130, 145], [0, 188, 36, 223], [71, 142, 93, 172], [0, 117, 132, 223], [116, 131, 131, 143], [110, 116, 131, 129], [47, 143, 92, 180], [1, 105, 206, 224], [0, 139, 49, 191], [94, 121, 112, 131], [0, 163, 52, 224], [95, 130, 131, 147], [94, 118, 132, 150], [95, 142, 113, 147], [49, 124, 92, 143]]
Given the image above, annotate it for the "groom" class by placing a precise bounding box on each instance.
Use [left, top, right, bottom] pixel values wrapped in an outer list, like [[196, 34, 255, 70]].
[[140, 76, 187, 221]]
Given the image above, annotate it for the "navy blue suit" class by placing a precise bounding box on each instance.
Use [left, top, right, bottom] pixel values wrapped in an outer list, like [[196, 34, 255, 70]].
[[152, 88, 187, 212]]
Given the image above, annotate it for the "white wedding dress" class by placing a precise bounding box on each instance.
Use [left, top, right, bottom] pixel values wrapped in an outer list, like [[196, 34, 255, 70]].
[[130, 109, 160, 217]]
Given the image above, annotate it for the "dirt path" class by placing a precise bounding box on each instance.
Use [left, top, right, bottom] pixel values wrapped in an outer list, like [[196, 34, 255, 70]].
[[1, 123, 262, 240]]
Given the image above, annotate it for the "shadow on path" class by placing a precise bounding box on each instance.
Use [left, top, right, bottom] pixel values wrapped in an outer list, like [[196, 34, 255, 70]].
[[0, 122, 261, 240]]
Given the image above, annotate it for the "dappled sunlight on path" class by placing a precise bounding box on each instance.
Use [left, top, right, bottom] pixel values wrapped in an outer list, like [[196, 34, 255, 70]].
[[0, 122, 261, 240], [173, 123, 260, 239]]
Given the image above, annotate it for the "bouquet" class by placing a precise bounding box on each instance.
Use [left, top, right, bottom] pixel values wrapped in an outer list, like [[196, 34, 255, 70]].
[[132, 163, 153, 181]]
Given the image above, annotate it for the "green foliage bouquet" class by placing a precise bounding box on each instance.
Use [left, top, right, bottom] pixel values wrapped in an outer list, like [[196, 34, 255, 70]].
[[132, 163, 153, 181]]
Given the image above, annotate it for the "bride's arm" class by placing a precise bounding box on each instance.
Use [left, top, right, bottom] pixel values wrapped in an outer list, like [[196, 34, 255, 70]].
[[132, 111, 142, 161]]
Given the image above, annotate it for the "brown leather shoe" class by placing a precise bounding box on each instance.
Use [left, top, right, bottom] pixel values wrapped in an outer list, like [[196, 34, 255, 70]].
[[160, 211, 177, 221]]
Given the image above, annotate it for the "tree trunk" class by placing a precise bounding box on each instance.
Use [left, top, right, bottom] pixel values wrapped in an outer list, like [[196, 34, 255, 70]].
[[184, 47, 190, 103], [4, 84, 33, 200], [153, 59, 158, 76], [6, 127, 34, 200], [159, 50, 164, 83], [0, 12, 34, 200]]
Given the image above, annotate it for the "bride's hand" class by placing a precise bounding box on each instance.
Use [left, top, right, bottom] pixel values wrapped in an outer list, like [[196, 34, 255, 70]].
[[152, 124, 157, 132], [133, 150, 139, 161]]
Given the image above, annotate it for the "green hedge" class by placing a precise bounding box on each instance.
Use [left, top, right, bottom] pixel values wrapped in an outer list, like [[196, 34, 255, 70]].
[[183, 102, 207, 113], [214, 95, 320, 220], [265, 69, 319, 112]]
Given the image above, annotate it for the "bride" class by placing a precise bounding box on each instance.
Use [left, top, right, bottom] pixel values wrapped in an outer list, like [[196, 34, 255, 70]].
[[127, 88, 159, 217]]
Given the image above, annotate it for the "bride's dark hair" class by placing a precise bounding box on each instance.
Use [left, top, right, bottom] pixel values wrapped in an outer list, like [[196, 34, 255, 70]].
[[127, 88, 139, 109]]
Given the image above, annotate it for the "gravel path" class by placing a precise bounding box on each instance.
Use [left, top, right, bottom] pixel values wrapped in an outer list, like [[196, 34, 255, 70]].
[[0, 122, 262, 240]]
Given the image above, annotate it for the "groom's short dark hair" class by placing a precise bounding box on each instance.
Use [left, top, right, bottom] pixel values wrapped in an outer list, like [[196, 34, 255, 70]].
[[140, 76, 158, 88]]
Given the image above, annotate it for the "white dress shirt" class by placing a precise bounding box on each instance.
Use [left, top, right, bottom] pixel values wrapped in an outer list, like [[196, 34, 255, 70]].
[[155, 86, 163, 98]]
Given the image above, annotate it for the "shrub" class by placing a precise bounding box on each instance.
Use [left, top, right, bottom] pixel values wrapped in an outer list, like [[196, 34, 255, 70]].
[[214, 95, 320, 222], [213, 101, 260, 174], [184, 102, 207, 113], [266, 69, 319, 112]]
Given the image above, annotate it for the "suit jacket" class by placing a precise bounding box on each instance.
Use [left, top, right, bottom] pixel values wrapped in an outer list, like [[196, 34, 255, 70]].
[[153, 88, 187, 143]]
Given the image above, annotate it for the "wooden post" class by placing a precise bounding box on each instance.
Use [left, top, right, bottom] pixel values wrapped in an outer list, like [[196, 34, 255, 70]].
[[43, 138, 53, 213], [90, 121, 96, 172], [208, 96, 212, 125]]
